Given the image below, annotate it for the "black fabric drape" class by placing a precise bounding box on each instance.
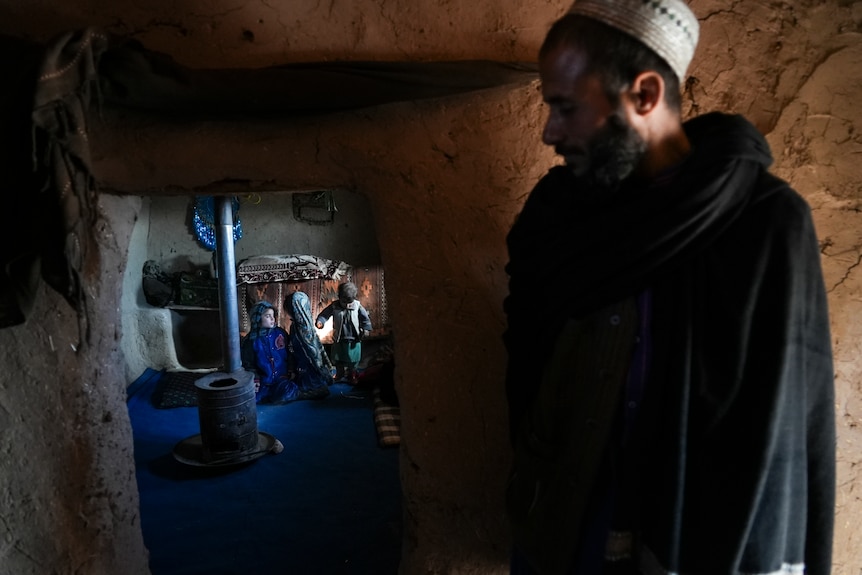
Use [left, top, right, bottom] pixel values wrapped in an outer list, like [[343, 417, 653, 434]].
[[0, 35, 49, 327], [641, 171, 835, 573], [0, 30, 106, 334], [97, 37, 538, 118]]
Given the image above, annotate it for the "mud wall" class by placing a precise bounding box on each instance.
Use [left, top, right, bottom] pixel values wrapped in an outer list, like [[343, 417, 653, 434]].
[[0, 1, 859, 574]]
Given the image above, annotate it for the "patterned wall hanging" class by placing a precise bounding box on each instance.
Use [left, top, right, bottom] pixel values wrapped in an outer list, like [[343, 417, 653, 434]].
[[192, 196, 243, 251]]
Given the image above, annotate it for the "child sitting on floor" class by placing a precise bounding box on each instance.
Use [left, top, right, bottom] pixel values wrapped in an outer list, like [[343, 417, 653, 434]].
[[283, 290, 335, 391], [241, 300, 328, 403]]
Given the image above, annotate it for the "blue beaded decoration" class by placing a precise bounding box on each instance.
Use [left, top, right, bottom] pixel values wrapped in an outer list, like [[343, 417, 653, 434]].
[[192, 196, 243, 251]]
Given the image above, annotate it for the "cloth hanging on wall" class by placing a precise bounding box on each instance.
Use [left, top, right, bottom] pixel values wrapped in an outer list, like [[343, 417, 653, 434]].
[[236, 263, 388, 342], [97, 36, 539, 119], [192, 196, 243, 251], [0, 29, 108, 337], [236, 254, 352, 334], [236, 254, 351, 285], [0, 34, 43, 328]]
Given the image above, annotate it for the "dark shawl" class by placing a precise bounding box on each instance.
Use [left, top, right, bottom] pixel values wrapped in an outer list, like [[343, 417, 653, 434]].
[[0, 30, 106, 336], [285, 290, 335, 385], [504, 112, 835, 574]]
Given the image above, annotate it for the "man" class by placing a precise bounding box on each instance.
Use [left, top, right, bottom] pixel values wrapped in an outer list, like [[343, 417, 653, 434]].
[[503, 1, 836, 574]]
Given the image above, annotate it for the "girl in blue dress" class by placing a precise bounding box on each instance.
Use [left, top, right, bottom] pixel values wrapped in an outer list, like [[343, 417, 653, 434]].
[[241, 300, 328, 403]]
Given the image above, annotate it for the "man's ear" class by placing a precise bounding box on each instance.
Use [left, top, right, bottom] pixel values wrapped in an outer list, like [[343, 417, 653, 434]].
[[628, 71, 663, 115]]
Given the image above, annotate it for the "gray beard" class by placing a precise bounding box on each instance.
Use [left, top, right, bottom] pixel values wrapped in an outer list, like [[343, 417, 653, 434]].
[[575, 112, 647, 196]]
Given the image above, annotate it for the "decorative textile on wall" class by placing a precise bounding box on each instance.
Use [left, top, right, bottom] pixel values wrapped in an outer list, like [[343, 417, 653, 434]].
[[236, 255, 350, 334], [350, 265, 389, 331], [239, 279, 327, 334], [235, 255, 388, 339], [236, 254, 350, 284], [192, 196, 242, 251], [239, 282, 285, 333]]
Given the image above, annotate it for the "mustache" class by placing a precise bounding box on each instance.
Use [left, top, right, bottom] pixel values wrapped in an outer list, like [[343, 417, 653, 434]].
[[555, 146, 583, 157]]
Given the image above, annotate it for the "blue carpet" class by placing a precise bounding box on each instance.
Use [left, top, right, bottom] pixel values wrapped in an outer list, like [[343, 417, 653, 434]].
[[128, 369, 402, 575]]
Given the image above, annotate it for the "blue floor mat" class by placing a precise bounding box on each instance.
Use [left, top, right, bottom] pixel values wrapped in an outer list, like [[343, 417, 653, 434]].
[[127, 370, 402, 575]]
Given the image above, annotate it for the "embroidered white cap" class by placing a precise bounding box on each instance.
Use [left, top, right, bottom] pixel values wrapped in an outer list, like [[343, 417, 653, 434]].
[[567, 0, 700, 82]]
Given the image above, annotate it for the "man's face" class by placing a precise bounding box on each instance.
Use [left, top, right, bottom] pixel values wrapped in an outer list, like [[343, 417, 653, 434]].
[[539, 44, 647, 190]]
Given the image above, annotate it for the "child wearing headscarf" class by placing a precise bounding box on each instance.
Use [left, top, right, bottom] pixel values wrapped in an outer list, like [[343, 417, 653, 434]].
[[240, 300, 328, 403], [284, 291, 334, 392]]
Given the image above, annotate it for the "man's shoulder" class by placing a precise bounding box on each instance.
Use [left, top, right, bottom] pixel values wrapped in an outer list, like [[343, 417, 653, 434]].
[[748, 171, 812, 223], [530, 166, 573, 198], [722, 171, 816, 252], [510, 167, 574, 227]]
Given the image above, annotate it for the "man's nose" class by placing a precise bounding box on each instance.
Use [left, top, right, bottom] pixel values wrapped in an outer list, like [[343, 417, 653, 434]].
[[542, 114, 561, 146]]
